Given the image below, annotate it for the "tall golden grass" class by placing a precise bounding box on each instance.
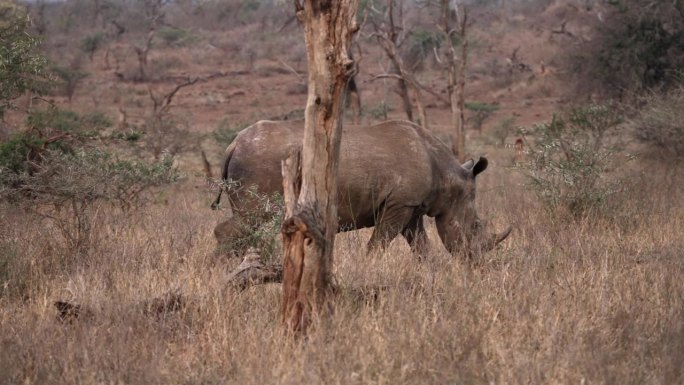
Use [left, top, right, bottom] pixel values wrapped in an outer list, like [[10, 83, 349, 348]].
[[0, 154, 682, 384]]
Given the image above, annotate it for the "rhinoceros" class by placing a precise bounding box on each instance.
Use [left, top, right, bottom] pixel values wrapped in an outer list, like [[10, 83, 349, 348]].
[[212, 119, 511, 258]]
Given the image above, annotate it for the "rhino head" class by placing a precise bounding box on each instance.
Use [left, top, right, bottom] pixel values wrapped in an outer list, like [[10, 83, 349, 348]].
[[435, 157, 512, 259]]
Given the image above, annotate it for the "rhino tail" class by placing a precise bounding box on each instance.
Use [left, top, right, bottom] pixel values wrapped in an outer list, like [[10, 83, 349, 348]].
[[211, 140, 238, 210]]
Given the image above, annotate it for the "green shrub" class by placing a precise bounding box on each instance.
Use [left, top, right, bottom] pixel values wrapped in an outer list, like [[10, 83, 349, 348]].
[[52, 65, 88, 102], [80, 32, 105, 60], [112, 130, 145, 142], [0, 108, 177, 252], [216, 181, 283, 262], [580, 1, 684, 96], [404, 29, 442, 71], [517, 104, 627, 217], [1, 148, 178, 251], [410, 30, 442, 51], [0, 3, 50, 118], [466, 102, 499, 131], [598, 18, 678, 92], [142, 112, 192, 159], [81, 111, 112, 131], [0, 108, 111, 175], [367, 102, 390, 120], [0, 132, 44, 174], [235, 0, 261, 22], [27, 108, 110, 138], [491, 117, 516, 146], [157, 27, 198, 47]]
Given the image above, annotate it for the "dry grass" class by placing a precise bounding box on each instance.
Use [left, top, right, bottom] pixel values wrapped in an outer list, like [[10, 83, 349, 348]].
[[0, 156, 682, 385], [4, 2, 682, 383]]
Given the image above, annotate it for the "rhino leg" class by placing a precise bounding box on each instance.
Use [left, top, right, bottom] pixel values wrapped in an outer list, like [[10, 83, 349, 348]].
[[367, 206, 415, 254], [401, 214, 429, 257]]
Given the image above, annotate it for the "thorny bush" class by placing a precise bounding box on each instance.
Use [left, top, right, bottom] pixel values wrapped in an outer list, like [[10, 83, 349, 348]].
[[517, 104, 629, 218], [214, 179, 284, 263], [0, 107, 178, 252]]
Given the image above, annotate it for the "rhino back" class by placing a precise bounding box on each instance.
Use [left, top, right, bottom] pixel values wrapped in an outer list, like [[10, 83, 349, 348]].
[[227, 120, 302, 195], [227, 120, 443, 229], [337, 121, 437, 228]]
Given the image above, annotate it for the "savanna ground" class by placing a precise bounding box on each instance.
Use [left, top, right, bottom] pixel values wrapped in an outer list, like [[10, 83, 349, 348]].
[[1, 1, 683, 384]]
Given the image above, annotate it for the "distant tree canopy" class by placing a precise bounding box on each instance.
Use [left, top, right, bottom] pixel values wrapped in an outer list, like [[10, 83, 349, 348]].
[[0, 2, 50, 118], [593, 0, 684, 96]]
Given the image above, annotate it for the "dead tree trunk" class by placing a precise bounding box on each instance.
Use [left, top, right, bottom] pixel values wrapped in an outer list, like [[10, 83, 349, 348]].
[[373, 0, 428, 129], [281, 0, 359, 334], [442, 1, 468, 161]]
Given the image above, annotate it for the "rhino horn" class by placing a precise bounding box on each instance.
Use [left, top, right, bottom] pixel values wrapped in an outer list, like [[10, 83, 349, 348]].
[[473, 226, 512, 256], [494, 225, 513, 246]]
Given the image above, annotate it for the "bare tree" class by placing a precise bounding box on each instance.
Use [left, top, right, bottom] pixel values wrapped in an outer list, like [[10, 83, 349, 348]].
[[439, 0, 468, 160], [131, 0, 169, 81], [133, 27, 156, 81], [281, 0, 359, 334], [135, 37, 231, 155], [370, 0, 428, 129], [145, 76, 198, 158]]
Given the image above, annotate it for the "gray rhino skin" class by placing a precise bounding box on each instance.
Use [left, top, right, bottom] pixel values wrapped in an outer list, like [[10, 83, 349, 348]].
[[212, 119, 511, 257]]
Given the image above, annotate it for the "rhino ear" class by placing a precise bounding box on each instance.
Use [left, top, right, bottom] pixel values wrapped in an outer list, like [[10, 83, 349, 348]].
[[473, 157, 488, 177], [461, 159, 475, 170]]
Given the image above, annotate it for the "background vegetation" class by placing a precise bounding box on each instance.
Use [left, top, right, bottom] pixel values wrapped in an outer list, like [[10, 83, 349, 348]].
[[0, 0, 682, 384]]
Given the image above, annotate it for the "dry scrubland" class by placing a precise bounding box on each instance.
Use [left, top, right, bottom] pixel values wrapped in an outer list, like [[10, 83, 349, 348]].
[[1, 153, 682, 384], [2, 0, 684, 383]]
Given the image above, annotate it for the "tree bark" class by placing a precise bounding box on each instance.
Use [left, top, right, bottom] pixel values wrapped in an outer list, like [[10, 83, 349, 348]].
[[281, 0, 359, 334]]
